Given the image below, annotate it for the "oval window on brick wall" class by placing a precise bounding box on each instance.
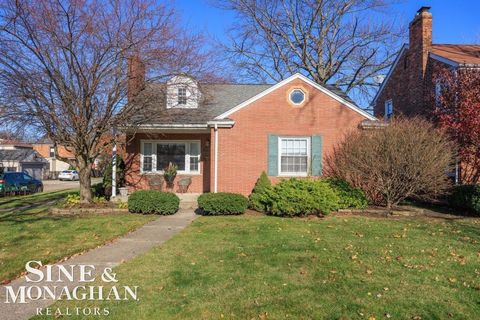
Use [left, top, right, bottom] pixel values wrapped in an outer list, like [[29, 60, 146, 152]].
[[289, 89, 306, 105]]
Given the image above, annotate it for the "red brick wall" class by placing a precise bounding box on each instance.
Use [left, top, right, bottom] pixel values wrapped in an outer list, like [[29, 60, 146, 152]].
[[214, 78, 368, 195], [374, 49, 412, 117], [125, 132, 211, 193]]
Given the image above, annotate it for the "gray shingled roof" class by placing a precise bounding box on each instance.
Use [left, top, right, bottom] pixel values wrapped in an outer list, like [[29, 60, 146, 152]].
[[130, 81, 358, 126], [0, 149, 47, 163]]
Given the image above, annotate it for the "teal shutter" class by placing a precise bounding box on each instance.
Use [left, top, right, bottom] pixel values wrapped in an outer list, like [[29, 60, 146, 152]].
[[268, 134, 278, 176], [311, 135, 323, 176]]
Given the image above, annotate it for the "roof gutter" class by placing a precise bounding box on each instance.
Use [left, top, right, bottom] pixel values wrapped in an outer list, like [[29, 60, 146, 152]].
[[207, 120, 235, 128], [119, 121, 235, 131]]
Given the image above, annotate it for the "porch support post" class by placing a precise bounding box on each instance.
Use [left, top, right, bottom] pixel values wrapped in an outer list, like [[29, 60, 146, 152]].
[[214, 124, 218, 193]]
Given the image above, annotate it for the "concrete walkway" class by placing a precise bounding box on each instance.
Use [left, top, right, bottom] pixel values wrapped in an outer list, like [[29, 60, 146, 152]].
[[0, 209, 197, 320]]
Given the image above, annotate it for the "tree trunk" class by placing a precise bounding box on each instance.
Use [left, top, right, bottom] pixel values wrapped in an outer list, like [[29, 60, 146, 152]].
[[386, 199, 392, 217], [78, 159, 93, 204]]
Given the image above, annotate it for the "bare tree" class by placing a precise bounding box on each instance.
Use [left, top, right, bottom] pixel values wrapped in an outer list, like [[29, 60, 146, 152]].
[[216, 0, 403, 102], [326, 117, 454, 210], [0, 0, 212, 203]]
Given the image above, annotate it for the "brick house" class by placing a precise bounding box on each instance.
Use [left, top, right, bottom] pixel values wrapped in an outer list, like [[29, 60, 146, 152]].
[[123, 59, 377, 196], [372, 6, 480, 119]]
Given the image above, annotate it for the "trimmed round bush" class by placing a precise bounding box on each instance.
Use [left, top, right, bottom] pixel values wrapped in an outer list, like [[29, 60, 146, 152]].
[[448, 184, 480, 216], [198, 192, 248, 215], [128, 190, 179, 215], [264, 178, 340, 217], [326, 178, 368, 209]]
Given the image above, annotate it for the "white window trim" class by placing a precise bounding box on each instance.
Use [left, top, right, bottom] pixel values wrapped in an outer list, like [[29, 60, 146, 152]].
[[384, 99, 393, 120], [278, 136, 311, 177], [140, 140, 201, 175]]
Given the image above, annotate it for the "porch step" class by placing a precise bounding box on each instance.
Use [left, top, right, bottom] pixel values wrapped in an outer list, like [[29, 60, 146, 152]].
[[179, 201, 198, 210], [176, 193, 200, 210]]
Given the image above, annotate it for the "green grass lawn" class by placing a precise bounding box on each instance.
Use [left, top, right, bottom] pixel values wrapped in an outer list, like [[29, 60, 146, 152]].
[[35, 214, 480, 320], [0, 190, 156, 283], [0, 189, 76, 211]]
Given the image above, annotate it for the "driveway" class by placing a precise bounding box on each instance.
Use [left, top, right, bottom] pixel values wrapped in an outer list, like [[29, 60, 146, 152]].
[[42, 177, 102, 192]]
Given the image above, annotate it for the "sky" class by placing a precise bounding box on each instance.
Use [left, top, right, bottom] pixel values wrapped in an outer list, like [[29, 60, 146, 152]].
[[174, 0, 480, 45]]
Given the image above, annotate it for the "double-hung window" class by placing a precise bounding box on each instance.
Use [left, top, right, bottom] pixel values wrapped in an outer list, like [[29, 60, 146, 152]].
[[142, 142, 153, 172], [279, 137, 310, 176], [178, 87, 187, 105], [141, 140, 200, 174]]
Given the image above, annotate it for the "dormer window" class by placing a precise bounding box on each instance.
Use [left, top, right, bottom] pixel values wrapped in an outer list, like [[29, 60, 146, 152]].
[[178, 87, 187, 105], [166, 75, 200, 109]]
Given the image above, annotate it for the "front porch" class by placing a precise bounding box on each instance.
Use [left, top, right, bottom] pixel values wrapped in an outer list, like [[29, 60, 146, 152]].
[[125, 131, 212, 194]]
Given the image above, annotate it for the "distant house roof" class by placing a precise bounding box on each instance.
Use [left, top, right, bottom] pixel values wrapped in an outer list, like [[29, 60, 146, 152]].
[[430, 44, 480, 66], [129, 77, 368, 127], [0, 149, 47, 163], [0, 139, 33, 149]]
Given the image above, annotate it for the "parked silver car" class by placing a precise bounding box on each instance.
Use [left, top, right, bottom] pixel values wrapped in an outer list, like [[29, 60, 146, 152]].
[[58, 170, 79, 181]]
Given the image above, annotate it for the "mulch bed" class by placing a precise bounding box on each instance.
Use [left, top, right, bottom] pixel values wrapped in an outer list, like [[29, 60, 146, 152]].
[[245, 207, 478, 221]]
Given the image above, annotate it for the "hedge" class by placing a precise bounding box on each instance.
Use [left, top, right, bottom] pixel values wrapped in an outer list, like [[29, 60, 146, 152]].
[[264, 178, 340, 217], [326, 178, 368, 209], [128, 190, 179, 215], [198, 192, 248, 215], [448, 184, 480, 216]]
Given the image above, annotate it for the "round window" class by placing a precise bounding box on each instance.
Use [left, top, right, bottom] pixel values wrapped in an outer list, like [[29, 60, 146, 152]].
[[289, 89, 305, 105]]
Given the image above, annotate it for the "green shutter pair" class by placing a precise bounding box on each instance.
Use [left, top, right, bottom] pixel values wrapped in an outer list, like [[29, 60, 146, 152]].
[[268, 134, 323, 176]]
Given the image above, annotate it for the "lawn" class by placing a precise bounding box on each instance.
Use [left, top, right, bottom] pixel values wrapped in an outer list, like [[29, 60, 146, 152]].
[[35, 214, 480, 320], [0, 190, 156, 283]]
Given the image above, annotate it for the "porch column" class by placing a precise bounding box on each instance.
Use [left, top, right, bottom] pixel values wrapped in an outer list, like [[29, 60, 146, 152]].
[[214, 124, 218, 193], [111, 129, 117, 198]]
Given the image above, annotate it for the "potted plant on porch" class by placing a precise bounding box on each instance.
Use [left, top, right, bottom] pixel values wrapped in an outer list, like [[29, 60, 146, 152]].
[[163, 162, 178, 189]]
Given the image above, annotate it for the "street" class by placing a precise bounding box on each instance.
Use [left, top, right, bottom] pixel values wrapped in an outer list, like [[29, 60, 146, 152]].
[[42, 178, 102, 192]]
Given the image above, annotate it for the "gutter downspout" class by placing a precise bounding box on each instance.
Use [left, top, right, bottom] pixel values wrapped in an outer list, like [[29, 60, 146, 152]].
[[214, 124, 218, 193]]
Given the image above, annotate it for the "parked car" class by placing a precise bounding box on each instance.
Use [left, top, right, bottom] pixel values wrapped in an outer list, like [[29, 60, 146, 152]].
[[58, 170, 79, 181], [0, 172, 43, 196]]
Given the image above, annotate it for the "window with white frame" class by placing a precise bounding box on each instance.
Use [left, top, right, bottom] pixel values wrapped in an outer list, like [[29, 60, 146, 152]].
[[177, 87, 187, 105], [384, 99, 393, 120], [279, 137, 310, 175], [141, 141, 200, 174], [289, 89, 306, 105]]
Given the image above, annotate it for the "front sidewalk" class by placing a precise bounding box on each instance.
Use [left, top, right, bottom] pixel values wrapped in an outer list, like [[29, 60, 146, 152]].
[[0, 209, 197, 320]]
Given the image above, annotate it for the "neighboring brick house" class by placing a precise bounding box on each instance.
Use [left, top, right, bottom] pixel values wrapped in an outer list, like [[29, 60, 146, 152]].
[[372, 6, 480, 119], [123, 59, 377, 195]]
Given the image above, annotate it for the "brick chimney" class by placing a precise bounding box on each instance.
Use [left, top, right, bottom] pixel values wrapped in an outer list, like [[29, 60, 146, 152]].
[[409, 6, 432, 76], [127, 55, 145, 101]]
